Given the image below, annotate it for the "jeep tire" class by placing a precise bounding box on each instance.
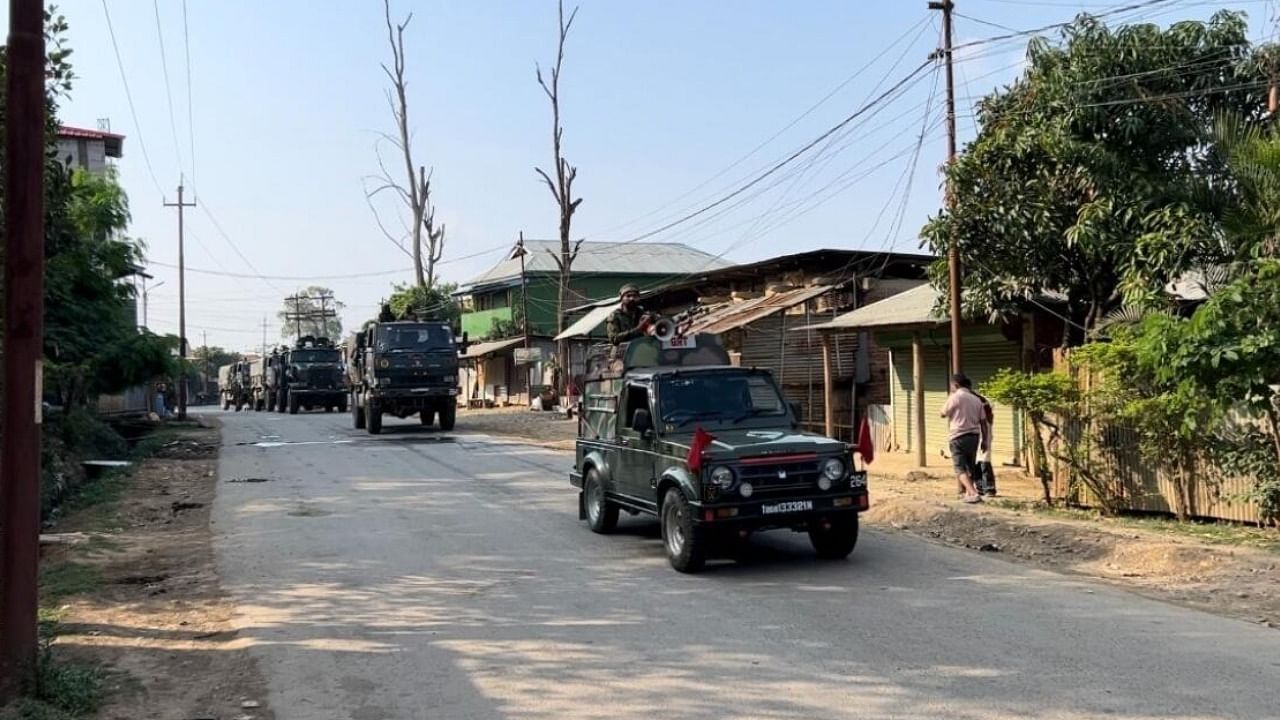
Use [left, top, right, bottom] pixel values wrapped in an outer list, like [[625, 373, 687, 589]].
[[809, 514, 859, 559], [438, 403, 457, 431], [661, 488, 707, 573], [584, 469, 619, 534], [366, 400, 382, 435]]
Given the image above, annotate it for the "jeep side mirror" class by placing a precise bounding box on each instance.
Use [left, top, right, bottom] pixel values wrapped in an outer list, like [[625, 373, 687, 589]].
[[631, 408, 653, 436]]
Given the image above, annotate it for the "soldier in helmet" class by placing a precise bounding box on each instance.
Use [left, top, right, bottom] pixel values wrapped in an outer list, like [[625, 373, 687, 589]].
[[606, 284, 655, 345]]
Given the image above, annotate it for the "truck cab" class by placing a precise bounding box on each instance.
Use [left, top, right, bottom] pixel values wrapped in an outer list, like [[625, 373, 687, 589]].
[[277, 336, 347, 415], [349, 320, 461, 434], [570, 335, 869, 573]]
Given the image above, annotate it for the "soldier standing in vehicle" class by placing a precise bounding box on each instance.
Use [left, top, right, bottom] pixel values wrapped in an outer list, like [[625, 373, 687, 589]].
[[606, 284, 654, 345]]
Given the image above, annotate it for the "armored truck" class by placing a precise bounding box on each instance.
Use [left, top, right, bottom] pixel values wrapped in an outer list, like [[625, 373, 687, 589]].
[[570, 334, 869, 573], [276, 336, 347, 414], [349, 320, 461, 434]]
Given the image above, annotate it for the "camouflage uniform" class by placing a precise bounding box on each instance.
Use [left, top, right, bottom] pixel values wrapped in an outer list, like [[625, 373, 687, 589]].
[[606, 305, 649, 346]]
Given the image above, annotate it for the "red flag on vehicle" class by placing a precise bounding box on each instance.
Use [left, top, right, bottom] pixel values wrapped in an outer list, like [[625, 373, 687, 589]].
[[856, 416, 875, 465], [687, 426, 715, 473]]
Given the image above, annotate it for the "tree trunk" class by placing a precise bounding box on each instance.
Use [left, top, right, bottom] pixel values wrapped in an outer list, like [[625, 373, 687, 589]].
[[1029, 411, 1054, 505]]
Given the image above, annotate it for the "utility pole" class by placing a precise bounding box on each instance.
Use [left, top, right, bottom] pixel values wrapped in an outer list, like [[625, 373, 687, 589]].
[[515, 233, 532, 400], [930, 0, 963, 376], [1, 0, 47, 700], [262, 317, 268, 358], [164, 184, 197, 420], [202, 331, 210, 403]]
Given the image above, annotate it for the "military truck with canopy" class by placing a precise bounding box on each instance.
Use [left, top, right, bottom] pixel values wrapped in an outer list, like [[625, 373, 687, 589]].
[[570, 333, 869, 573]]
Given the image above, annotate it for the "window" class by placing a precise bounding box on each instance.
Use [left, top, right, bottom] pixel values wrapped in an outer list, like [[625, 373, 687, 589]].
[[620, 384, 650, 434], [658, 372, 786, 427]]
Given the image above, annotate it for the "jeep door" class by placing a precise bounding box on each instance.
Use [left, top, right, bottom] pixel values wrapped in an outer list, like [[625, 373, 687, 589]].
[[615, 382, 657, 507]]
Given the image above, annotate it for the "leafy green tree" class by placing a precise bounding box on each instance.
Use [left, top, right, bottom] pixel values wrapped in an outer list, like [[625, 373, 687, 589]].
[[922, 11, 1269, 342], [278, 285, 344, 340], [386, 281, 460, 326]]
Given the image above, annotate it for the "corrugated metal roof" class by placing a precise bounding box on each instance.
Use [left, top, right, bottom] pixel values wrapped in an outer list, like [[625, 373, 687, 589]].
[[803, 283, 945, 331], [555, 303, 618, 341], [461, 336, 525, 359], [57, 125, 124, 140], [459, 241, 730, 291], [686, 285, 835, 335]]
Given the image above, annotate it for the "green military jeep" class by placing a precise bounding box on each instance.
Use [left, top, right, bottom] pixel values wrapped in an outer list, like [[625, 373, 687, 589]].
[[569, 335, 869, 573]]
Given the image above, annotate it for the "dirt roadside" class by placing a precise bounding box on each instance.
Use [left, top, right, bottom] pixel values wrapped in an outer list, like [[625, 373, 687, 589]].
[[866, 469, 1280, 628], [461, 407, 1280, 627], [40, 420, 274, 720]]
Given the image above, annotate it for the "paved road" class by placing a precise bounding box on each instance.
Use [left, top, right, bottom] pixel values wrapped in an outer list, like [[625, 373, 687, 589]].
[[210, 409, 1280, 720]]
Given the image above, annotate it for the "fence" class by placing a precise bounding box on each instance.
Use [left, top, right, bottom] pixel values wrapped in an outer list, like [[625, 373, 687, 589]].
[[1044, 365, 1266, 525], [94, 384, 152, 415]]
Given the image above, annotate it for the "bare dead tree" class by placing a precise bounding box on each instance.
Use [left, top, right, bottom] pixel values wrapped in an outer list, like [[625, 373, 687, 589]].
[[536, 0, 582, 389], [365, 0, 446, 289]]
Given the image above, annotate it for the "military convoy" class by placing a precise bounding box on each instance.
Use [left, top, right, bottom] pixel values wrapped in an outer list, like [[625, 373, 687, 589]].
[[570, 333, 869, 573], [348, 319, 463, 434]]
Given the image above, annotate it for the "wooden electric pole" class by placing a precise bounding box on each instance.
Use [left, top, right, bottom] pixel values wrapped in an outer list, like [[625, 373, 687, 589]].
[[164, 184, 196, 420], [1, 0, 47, 699], [930, 0, 963, 376]]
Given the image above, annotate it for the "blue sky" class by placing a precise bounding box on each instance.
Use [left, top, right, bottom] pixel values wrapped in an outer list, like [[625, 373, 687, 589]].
[[18, 0, 1276, 349]]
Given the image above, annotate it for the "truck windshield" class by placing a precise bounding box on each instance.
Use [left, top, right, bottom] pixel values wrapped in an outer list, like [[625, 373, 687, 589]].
[[291, 349, 339, 364], [376, 325, 453, 352], [658, 372, 787, 426]]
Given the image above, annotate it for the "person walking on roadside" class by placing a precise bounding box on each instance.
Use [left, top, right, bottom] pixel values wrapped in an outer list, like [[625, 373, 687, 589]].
[[940, 373, 985, 503]]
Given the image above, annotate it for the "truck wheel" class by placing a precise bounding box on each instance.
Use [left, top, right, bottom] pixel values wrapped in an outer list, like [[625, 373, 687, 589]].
[[366, 401, 382, 435], [584, 469, 619, 534], [438, 403, 457, 431], [809, 515, 859, 560], [337, 396, 348, 414], [352, 392, 365, 429], [266, 395, 275, 412], [420, 409, 435, 426], [223, 399, 231, 410], [661, 488, 707, 573], [277, 391, 287, 413], [324, 405, 333, 413], [288, 393, 300, 415]]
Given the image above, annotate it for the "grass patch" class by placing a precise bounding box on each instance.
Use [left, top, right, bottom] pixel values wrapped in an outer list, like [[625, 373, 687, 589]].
[[39, 562, 102, 603], [986, 498, 1280, 553]]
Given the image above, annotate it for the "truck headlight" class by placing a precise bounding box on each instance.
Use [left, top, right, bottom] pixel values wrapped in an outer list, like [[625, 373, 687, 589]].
[[821, 458, 845, 482], [709, 465, 734, 488]]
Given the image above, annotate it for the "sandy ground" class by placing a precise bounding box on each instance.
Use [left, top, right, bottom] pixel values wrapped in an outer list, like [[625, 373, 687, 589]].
[[43, 422, 274, 720], [451, 407, 1280, 628]]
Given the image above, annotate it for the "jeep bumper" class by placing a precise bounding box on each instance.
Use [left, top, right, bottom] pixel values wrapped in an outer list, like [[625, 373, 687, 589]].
[[690, 492, 869, 528]]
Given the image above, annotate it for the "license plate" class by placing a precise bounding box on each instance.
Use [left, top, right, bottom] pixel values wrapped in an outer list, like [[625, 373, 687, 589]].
[[761, 500, 813, 515]]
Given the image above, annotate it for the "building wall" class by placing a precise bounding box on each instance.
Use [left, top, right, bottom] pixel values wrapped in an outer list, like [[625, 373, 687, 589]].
[[884, 329, 1024, 466], [55, 138, 107, 174], [461, 273, 675, 339]]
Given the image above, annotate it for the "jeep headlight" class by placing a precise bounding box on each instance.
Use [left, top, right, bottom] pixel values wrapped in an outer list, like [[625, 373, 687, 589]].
[[738, 481, 754, 498], [709, 465, 734, 488], [821, 458, 845, 482]]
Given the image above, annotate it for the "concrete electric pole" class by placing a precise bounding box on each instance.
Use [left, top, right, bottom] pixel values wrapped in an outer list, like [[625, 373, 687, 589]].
[[164, 184, 197, 420], [930, 0, 963, 376]]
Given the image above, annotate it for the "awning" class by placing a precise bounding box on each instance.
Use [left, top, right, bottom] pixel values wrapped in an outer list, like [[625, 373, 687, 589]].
[[555, 303, 618, 341], [461, 336, 525, 360]]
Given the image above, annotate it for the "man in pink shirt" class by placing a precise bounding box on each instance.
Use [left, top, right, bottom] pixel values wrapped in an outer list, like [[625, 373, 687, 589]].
[[940, 373, 988, 503]]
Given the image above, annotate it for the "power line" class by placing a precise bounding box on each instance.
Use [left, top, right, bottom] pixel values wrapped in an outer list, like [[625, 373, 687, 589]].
[[152, 0, 187, 177], [608, 59, 937, 249], [101, 0, 163, 195], [952, 0, 1179, 52], [589, 14, 937, 239], [146, 259, 410, 281], [182, 0, 197, 194]]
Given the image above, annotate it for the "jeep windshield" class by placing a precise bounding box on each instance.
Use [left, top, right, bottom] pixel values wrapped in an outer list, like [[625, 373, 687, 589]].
[[375, 325, 454, 352], [658, 371, 787, 428], [290, 349, 340, 364]]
